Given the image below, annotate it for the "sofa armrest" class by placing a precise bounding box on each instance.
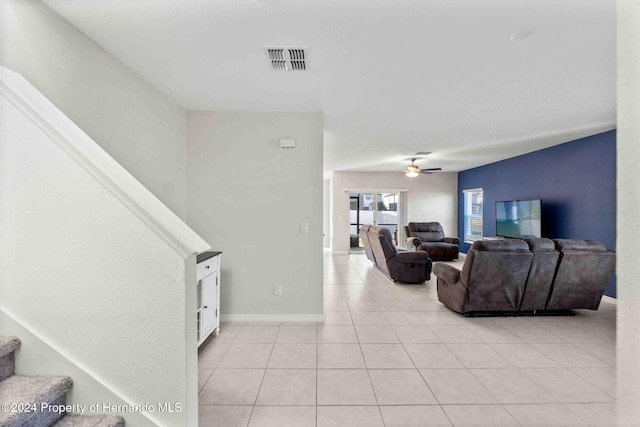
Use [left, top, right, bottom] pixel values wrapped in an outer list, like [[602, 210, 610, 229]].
[[443, 237, 460, 245], [432, 263, 461, 285], [395, 250, 430, 264]]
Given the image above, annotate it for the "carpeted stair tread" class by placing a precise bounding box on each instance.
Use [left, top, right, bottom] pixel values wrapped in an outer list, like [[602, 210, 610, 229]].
[[0, 374, 73, 425], [53, 413, 125, 427], [0, 336, 21, 381], [0, 336, 21, 358]]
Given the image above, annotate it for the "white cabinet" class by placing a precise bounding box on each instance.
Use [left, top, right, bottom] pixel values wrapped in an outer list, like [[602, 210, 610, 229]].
[[197, 252, 221, 346]]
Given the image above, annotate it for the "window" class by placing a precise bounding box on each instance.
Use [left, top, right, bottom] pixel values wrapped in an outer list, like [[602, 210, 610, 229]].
[[463, 188, 483, 242]]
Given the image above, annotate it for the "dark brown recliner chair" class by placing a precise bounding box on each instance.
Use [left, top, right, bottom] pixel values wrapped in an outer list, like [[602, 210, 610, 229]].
[[367, 225, 432, 283], [433, 239, 533, 313], [520, 238, 560, 311], [546, 239, 616, 310], [406, 222, 460, 261]]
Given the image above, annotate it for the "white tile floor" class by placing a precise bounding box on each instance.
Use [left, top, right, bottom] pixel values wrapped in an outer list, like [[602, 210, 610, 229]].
[[198, 252, 616, 426]]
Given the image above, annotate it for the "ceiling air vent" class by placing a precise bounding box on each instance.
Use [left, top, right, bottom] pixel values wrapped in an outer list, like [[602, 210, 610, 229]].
[[265, 47, 307, 71], [414, 151, 432, 156]]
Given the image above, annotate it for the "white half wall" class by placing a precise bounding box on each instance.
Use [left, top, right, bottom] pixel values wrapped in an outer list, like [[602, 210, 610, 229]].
[[186, 112, 324, 318], [0, 0, 187, 218], [331, 171, 458, 253]]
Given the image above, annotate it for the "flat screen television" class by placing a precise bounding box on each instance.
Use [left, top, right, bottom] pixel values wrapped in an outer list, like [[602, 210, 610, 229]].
[[496, 199, 542, 239]]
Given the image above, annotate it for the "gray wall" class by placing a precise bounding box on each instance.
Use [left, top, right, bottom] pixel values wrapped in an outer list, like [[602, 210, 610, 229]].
[[0, 0, 187, 218], [186, 111, 324, 319]]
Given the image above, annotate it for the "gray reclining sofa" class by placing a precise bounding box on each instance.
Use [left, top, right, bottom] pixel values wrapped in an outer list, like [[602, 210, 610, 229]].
[[433, 238, 615, 314]]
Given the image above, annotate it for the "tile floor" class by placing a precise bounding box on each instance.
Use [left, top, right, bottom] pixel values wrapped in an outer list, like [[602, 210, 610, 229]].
[[198, 252, 616, 426]]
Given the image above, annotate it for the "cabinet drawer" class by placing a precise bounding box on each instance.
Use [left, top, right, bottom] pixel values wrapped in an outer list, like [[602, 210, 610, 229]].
[[197, 255, 219, 280]]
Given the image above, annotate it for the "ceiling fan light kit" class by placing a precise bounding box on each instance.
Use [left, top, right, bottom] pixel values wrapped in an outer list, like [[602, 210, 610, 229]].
[[404, 158, 442, 177]]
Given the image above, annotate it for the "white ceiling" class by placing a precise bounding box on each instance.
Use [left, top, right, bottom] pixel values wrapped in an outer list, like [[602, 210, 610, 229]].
[[42, 0, 616, 178]]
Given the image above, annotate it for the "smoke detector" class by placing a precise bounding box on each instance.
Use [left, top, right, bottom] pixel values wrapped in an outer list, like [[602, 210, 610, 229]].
[[264, 47, 307, 71], [510, 27, 535, 41]]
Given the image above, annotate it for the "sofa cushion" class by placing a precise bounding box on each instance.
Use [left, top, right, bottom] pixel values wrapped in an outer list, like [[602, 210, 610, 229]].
[[417, 241, 459, 261], [396, 251, 431, 264], [470, 239, 530, 252], [524, 237, 555, 252], [554, 239, 608, 252]]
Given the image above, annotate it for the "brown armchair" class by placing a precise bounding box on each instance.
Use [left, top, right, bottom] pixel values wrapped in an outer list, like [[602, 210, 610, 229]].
[[367, 225, 432, 283], [406, 222, 460, 261]]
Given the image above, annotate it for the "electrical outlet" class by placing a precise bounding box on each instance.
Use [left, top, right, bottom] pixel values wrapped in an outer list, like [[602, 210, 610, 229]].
[[274, 285, 282, 296], [300, 223, 309, 234]]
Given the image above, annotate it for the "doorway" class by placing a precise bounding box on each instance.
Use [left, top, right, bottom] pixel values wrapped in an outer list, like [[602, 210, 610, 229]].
[[349, 192, 399, 253]]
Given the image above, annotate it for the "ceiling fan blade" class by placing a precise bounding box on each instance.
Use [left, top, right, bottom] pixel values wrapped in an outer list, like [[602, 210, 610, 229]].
[[419, 167, 442, 174]]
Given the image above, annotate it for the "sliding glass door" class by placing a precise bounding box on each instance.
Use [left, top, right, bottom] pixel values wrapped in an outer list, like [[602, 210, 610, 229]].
[[376, 193, 398, 244], [349, 192, 399, 252]]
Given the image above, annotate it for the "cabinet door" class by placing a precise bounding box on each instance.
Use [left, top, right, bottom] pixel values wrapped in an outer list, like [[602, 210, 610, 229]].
[[200, 273, 216, 338]]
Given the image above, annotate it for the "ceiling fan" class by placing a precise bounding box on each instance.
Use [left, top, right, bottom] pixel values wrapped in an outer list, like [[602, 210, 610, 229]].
[[404, 158, 442, 177]]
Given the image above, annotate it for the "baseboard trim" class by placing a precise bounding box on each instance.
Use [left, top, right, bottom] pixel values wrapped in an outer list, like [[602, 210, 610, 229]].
[[331, 251, 349, 255], [602, 295, 617, 305], [221, 314, 324, 323]]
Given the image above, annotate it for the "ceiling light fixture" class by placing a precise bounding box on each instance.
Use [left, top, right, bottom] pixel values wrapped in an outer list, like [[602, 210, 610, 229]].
[[510, 27, 535, 41], [405, 159, 420, 177]]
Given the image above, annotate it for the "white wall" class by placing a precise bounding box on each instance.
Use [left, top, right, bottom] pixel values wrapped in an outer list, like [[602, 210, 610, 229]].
[[0, 0, 187, 218], [186, 112, 324, 320], [0, 82, 202, 425], [331, 171, 458, 253], [617, 0, 640, 422]]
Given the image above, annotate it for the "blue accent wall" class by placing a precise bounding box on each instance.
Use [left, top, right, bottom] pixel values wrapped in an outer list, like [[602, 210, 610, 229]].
[[458, 130, 617, 297]]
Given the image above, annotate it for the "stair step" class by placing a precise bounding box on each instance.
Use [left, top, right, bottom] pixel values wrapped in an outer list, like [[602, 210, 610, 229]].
[[0, 336, 21, 358], [53, 414, 125, 427], [0, 374, 73, 426], [0, 336, 21, 381]]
